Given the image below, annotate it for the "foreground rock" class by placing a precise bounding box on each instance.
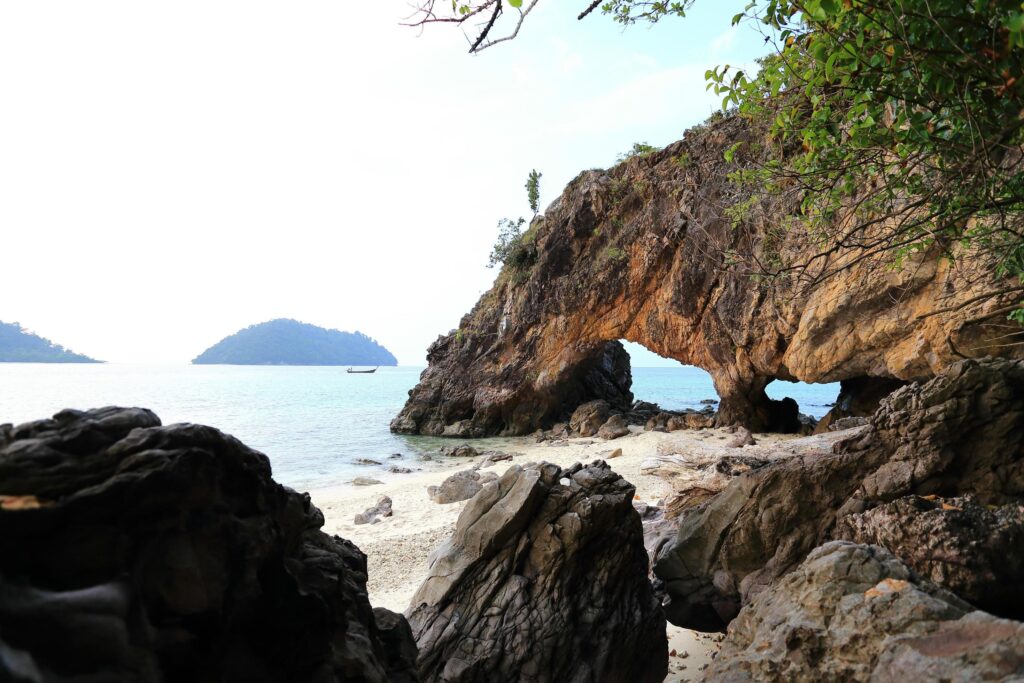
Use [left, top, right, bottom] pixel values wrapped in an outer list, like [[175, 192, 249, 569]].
[[656, 358, 1024, 630], [0, 407, 418, 682], [706, 542, 1024, 681], [835, 494, 1024, 619], [407, 461, 667, 683]]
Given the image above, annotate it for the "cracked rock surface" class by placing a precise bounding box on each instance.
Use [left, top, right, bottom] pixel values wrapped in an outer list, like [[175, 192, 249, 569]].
[[406, 460, 666, 683]]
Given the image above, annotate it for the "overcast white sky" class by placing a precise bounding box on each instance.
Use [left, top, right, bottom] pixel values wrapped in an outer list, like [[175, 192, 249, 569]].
[[0, 1, 766, 366]]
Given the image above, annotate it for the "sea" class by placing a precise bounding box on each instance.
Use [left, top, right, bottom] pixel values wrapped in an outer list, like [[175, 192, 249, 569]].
[[0, 364, 839, 491]]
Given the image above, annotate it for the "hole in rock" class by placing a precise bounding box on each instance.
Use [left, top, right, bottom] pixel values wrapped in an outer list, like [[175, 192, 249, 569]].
[[764, 378, 841, 420], [620, 341, 719, 412], [620, 341, 841, 420]]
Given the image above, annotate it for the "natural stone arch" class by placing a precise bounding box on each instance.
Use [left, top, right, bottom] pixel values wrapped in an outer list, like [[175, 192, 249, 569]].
[[392, 116, 1023, 437]]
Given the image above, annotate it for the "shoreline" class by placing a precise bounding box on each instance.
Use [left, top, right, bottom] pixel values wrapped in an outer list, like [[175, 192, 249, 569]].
[[311, 426, 798, 682]]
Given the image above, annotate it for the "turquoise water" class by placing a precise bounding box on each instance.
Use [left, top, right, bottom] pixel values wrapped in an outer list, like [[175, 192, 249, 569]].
[[633, 366, 841, 416], [0, 364, 838, 490]]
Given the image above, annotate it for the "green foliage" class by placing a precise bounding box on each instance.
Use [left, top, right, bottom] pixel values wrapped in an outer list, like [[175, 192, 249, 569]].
[[488, 216, 528, 268], [599, 0, 694, 25], [673, 152, 691, 169], [608, 176, 632, 203], [616, 141, 661, 163], [426, 0, 1024, 317], [526, 169, 542, 215], [0, 321, 100, 363], [602, 246, 628, 262], [693, 0, 1024, 319], [489, 169, 544, 271]]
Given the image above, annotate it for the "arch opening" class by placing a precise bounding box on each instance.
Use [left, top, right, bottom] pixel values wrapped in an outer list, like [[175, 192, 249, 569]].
[[620, 341, 720, 413], [620, 341, 845, 432]]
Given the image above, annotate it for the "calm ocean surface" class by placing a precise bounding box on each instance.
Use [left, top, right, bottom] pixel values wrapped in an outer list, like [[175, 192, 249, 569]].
[[0, 364, 838, 490]]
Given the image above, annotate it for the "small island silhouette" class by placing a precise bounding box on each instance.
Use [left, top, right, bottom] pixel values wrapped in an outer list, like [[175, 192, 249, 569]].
[[192, 318, 397, 366], [0, 321, 100, 363]]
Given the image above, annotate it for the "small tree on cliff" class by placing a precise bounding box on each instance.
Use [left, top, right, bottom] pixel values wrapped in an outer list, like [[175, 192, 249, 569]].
[[526, 169, 542, 216], [488, 217, 527, 268], [489, 169, 543, 268]]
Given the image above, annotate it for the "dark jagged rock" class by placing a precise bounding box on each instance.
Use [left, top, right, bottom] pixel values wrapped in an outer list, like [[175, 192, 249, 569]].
[[392, 114, 1021, 438], [655, 358, 1024, 630], [0, 407, 418, 683], [706, 541, 1024, 682], [406, 461, 666, 683], [835, 495, 1024, 620], [392, 339, 631, 437]]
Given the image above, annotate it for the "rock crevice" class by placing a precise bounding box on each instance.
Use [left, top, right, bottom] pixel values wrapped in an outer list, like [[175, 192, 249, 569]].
[[406, 460, 667, 683]]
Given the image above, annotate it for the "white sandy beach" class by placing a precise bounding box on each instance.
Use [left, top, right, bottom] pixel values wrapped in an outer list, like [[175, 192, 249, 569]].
[[312, 426, 797, 682]]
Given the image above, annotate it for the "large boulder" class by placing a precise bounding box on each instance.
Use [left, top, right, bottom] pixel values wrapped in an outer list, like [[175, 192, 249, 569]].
[[568, 399, 612, 437], [596, 413, 630, 440], [835, 494, 1024, 620], [0, 407, 418, 683], [406, 461, 667, 683], [705, 542, 1024, 682], [655, 358, 1024, 630]]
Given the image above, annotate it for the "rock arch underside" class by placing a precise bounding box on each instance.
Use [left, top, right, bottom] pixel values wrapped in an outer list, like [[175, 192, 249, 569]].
[[392, 116, 1024, 437]]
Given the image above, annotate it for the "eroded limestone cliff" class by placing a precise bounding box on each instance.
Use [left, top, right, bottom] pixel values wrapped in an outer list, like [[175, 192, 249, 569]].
[[393, 115, 1023, 436]]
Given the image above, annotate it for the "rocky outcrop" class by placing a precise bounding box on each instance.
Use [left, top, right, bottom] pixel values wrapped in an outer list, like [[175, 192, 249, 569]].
[[426, 469, 497, 504], [392, 114, 1022, 437], [705, 541, 1024, 682], [655, 358, 1024, 630], [0, 407, 418, 682], [835, 495, 1024, 619], [406, 461, 667, 683]]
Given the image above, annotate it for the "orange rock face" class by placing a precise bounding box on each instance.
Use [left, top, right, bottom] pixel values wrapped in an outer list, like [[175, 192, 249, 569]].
[[393, 116, 1023, 436]]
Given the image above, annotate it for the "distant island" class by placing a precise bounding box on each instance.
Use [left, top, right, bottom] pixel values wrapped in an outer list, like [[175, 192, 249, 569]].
[[192, 319, 398, 366], [0, 321, 101, 363]]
